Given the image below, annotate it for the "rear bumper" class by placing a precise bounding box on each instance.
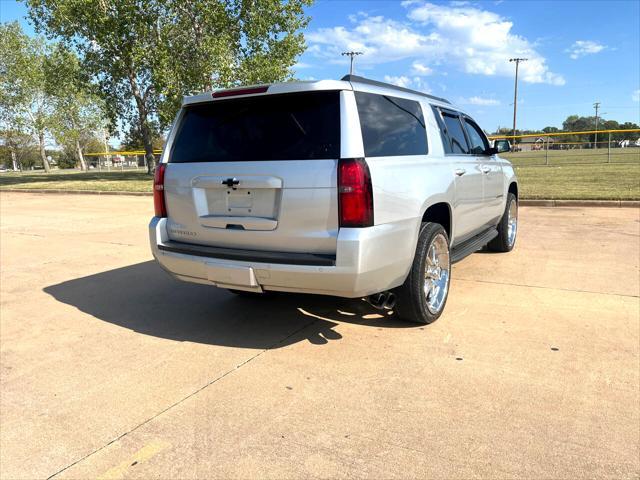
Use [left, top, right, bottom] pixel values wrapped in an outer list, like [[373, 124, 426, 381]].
[[149, 217, 419, 298]]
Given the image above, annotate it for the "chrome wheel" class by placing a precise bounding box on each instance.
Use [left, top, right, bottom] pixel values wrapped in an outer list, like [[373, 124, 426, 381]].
[[507, 199, 518, 247], [423, 233, 450, 315]]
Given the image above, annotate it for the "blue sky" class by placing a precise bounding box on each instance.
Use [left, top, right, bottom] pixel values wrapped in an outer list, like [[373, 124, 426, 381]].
[[2, 0, 639, 132]]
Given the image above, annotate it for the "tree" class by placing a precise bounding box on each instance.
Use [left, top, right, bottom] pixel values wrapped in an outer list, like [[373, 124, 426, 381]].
[[0, 128, 35, 171], [154, 0, 312, 125], [619, 122, 640, 141], [0, 22, 54, 172], [26, 1, 164, 173], [121, 124, 165, 152], [56, 135, 105, 168], [27, 0, 312, 173], [45, 45, 107, 170], [559, 115, 640, 144]]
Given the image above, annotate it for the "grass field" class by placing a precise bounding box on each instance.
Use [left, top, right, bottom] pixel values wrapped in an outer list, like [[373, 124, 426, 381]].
[[0, 169, 152, 193], [515, 163, 639, 200], [503, 147, 639, 167], [1, 159, 639, 200]]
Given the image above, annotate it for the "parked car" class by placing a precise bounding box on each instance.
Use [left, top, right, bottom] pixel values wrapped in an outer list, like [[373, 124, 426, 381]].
[[149, 75, 518, 324]]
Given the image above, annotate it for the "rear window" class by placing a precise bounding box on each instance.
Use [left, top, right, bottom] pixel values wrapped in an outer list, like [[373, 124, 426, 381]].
[[170, 91, 340, 162], [355, 92, 428, 157]]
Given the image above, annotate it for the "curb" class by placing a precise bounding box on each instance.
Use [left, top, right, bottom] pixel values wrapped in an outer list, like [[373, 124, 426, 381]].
[[519, 199, 640, 208], [1, 188, 639, 207]]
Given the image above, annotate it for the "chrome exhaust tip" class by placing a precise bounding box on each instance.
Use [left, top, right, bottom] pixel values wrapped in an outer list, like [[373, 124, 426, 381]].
[[383, 292, 396, 310], [366, 291, 396, 310]]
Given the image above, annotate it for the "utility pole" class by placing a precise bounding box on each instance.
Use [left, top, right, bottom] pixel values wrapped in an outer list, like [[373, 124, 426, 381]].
[[509, 58, 528, 142], [342, 51, 363, 76], [593, 102, 600, 149]]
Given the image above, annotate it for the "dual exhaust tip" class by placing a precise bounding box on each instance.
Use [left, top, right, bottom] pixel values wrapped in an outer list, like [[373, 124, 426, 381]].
[[367, 291, 396, 310]]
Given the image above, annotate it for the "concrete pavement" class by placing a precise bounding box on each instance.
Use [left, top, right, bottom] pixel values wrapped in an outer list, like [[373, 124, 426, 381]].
[[1, 192, 638, 479]]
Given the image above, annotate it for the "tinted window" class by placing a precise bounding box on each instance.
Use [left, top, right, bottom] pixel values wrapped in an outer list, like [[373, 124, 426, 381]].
[[441, 112, 469, 154], [463, 118, 489, 155], [355, 92, 427, 157], [170, 91, 340, 162]]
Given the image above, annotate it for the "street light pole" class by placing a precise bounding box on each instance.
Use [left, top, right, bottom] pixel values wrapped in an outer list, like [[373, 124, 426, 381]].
[[509, 58, 528, 142], [341, 51, 363, 75]]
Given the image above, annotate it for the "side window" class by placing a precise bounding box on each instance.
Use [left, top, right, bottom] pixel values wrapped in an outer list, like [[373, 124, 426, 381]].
[[463, 118, 490, 155], [441, 111, 469, 154], [431, 106, 452, 154], [355, 92, 428, 157]]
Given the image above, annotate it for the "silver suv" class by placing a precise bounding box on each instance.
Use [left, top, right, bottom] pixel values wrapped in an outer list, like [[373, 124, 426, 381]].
[[149, 75, 518, 324]]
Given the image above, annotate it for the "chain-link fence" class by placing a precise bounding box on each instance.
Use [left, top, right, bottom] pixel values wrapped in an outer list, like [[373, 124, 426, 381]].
[[489, 129, 640, 167], [83, 150, 163, 171], [81, 129, 640, 170]]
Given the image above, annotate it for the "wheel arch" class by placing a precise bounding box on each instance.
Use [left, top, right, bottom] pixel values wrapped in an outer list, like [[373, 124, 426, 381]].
[[421, 201, 452, 240]]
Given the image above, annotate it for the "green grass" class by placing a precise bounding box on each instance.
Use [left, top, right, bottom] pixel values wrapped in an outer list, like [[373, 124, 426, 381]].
[[503, 147, 639, 167], [1, 161, 639, 200], [515, 163, 639, 200], [0, 169, 153, 193]]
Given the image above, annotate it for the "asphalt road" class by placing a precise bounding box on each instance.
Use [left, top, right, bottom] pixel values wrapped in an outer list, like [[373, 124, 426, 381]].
[[1, 192, 638, 479]]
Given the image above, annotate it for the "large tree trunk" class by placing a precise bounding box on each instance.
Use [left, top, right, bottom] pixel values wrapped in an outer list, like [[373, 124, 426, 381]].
[[38, 131, 51, 173], [141, 121, 156, 174], [76, 139, 88, 171], [127, 71, 156, 174], [10, 149, 19, 171]]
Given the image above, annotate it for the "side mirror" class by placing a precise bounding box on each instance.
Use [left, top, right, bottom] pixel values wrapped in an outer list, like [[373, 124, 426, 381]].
[[493, 139, 511, 153]]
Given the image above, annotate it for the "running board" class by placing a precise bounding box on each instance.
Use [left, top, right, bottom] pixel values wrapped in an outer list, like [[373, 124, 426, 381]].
[[450, 227, 498, 264]]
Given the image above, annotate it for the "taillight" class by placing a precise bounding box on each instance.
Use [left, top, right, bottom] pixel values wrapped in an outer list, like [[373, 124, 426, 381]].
[[153, 163, 167, 217], [338, 158, 374, 228]]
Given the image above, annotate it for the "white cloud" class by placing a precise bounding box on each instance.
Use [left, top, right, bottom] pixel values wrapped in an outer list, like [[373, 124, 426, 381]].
[[306, 16, 431, 65], [411, 61, 433, 76], [404, 2, 565, 85], [384, 75, 432, 93], [567, 40, 606, 59], [384, 75, 412, 88], [306, 3, 564, 86], [459, 96, 501, 106], [632, 89, 639, 102]]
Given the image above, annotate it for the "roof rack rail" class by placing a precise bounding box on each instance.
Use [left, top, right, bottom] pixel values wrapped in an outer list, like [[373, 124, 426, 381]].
[[341, 74, 451, 104]]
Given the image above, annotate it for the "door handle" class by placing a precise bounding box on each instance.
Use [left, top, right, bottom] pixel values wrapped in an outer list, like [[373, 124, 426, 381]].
[[481, 165, 491, 174], [454, 168, 466, 176]]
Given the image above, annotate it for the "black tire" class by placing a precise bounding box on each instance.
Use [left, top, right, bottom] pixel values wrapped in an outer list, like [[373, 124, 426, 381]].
[[393, 222, 451, 324], [488, 192, 518, 252]]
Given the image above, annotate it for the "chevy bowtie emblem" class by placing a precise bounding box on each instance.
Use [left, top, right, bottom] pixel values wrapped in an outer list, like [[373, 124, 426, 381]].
[[222, 177, 240, 189]]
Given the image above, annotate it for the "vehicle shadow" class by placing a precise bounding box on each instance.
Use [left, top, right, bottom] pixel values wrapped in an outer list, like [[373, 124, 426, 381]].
[[44, 261, 416, 349]]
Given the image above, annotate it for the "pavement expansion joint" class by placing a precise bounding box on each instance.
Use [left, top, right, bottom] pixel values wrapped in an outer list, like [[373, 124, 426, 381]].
[[45, 318, 320, 479], [457, 277, 640, 299]]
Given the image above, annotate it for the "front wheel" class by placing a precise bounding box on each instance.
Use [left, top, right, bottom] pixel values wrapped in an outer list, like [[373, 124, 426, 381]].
[[393, 222, 451, 324], [488, 192, 518, 252]]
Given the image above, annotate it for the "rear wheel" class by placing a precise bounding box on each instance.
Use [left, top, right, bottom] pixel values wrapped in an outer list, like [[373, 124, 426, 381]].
[[488, 192, 518, 252], [394, 222, 451, 324]]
